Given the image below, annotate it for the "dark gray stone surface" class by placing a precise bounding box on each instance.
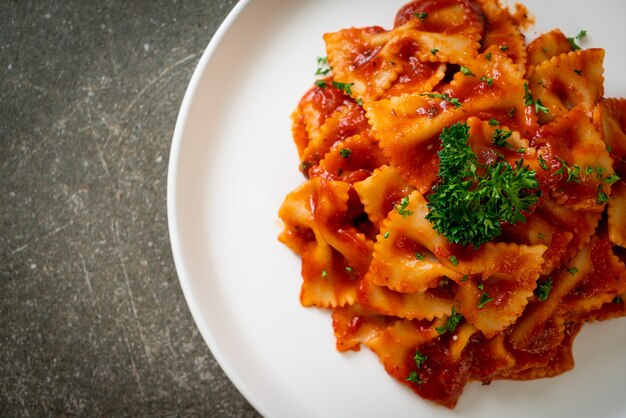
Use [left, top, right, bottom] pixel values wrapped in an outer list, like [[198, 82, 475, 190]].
[[1, 1, 262, 416]]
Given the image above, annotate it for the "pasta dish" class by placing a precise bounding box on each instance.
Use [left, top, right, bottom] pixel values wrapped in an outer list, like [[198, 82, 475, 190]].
[[278, 0, 626, 408]]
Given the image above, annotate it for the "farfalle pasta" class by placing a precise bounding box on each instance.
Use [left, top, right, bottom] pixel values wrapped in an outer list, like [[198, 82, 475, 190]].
[[278, 0, 626, 408]]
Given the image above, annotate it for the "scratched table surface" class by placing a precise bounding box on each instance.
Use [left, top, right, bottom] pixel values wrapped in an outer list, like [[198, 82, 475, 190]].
[[1, 1, 262, 416]]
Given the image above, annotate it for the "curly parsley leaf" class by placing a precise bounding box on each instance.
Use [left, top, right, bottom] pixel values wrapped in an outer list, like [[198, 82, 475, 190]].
[[435, 307, 463, 335], [492, 129, 513, 148], [597, 186, 609, 204], [523, 83, 549, 114], [480, 75, 494, 86], [605, 174, 620, 184], [460, 66, 475, 76], [332, 80, 354, 97], [425, 122, 540, 247], [535, 277, 552, 301], [413, 351, 427, 369], [396, 196, 414, 218], [315, 56, 331, 76], [477, 292, 494, 309], [406, 371, 423, 384], [420, 92, 462, 108], [538, 154, 549, 170], [567, 30, 587, 51]]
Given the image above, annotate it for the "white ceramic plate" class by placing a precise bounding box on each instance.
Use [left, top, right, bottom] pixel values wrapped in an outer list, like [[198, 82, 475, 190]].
[[168, 1, 626, 417]]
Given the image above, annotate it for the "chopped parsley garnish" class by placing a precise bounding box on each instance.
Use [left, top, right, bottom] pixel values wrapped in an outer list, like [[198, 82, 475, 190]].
[[553, 159, 581, 183], [477, 292, 494, 309], [538, 154, 549, 170], [538, 232, 546, 239], [585, 166, 595, 175], [430, 48, 439, 55], [460, 66, 475, 76], [535, 277, 552, 301], [406, 371, 423, 384], [523, 82, 549, 114], [321, 269, 328, 278], [567, 30, 587, 51], [420, 92, 461, 108], [435, 307, 463, 334], [449, 255, 459, 266], [480, 75, 494, 86], [425, 122, 539, 247], [414, 11, 428, 20], [384, 231, 390, 239], [567, 266, 579, 275], [413, 351, 428, 369], [339, 148, 352, 158], [567, 165, 581, 182], [613, 296, 623, 304], [332, 81, 354, 96], [440, 277, 450, 286], [488, 118, 499, 126], [315, 79, 327, 89], [315, 56, 331, 76], [345, 266, 353, 273], [492, 129, 513, 148], [396, 196, 414, 218], [597, 186, 609, 204], [500, 45, 509, 51], [460, 275, 468, 282], [355, 98, 363, 106], [415, 252, 425, 261], [485, 52, 492, 60], [605, 174, 620, 184]]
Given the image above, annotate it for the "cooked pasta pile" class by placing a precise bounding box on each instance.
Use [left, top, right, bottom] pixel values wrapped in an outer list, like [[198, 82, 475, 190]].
[[278, 0, 626, 408]]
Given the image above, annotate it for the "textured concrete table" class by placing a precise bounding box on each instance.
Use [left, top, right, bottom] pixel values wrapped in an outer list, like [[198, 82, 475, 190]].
[[2, 1, 261, 416]]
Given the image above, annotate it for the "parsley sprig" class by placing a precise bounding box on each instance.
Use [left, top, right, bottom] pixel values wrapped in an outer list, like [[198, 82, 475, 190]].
[[492, 129, 513, 148], [435, 307, 463, 334], [567, 30, 587, 51], [535, 277, 552, 301], [420, 92, 462, 108], [406, 350, 428, 384], [315, 56, 331, 76], [553, 158, 581, 183], [523, 83, 548, 114], [425, 123, 540, 247], [477, 292, 494, 309], [396, 196, 414, 218], [339, 148, 352, 158], [332, 81, 354, 97]]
